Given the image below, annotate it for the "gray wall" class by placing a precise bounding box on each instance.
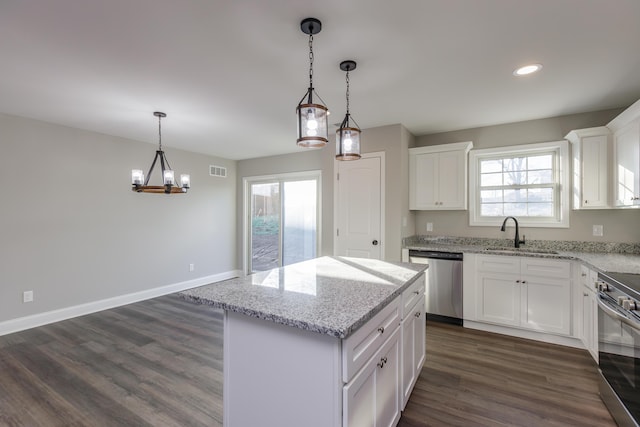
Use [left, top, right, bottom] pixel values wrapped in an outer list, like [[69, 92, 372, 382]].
[[412, 108, 640, 243], [0, 113, 237, 323], [236, 123, 412, 266]]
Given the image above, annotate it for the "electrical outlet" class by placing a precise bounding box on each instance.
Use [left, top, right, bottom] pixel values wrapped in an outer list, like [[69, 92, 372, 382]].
[[189, 263, 195, 272], [592, 225, 603, 237], [23, 291, 33, 303], [426, 222, 433, 232]]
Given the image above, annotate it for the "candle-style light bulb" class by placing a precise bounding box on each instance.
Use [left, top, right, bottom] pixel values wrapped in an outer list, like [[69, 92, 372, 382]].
[[180, 174, 190, 189], [132, 169, 144, 185], [163, 170, 175, 186]]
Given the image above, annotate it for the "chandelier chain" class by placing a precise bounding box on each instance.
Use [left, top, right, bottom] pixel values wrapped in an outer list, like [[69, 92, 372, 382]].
[[308, 34, 314, 87], [345, 69, 350, 114]]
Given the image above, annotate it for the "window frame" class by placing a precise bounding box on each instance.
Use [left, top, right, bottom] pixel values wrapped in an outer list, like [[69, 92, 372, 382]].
[[243, 170, 322, 275], [468, 140, 570, 228]]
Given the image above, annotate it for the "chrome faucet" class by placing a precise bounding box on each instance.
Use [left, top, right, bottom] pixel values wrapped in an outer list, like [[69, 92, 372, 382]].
[[500, 216, 525, 248]]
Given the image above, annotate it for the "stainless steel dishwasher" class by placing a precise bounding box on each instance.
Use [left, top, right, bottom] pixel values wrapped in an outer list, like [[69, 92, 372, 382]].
[[408, 250, 463, 325]]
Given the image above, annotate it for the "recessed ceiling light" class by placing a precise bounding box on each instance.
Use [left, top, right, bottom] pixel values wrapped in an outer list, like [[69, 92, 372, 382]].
[[513, 63, 543, 76]]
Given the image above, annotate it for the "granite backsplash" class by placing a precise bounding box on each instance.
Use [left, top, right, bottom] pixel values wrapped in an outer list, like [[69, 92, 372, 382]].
[[403, 235, 640, 255]]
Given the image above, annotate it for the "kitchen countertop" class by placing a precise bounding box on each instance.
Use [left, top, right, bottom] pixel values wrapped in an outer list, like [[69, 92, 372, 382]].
[[404, 237, 640, 274], [180, 256, 426, 339]]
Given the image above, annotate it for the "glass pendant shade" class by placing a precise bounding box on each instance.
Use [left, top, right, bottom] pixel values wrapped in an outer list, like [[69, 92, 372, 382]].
[[163, 170, 175, 186], [336, 125, 361, 160], [131, 169, 144, 185], [297, 99, 329, 147], [180, 174, 191, 189]]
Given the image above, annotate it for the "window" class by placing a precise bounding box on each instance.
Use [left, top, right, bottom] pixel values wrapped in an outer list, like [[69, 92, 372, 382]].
[[469, 141, 569, 228]]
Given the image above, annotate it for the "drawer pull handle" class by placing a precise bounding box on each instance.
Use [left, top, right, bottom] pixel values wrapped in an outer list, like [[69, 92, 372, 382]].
[[377, 356, 388, 369], [377, 326, 385, 334], [413, 291, 420, 295], [583, 293, 589, 297], [415, 312, 421, 318], [516, 280, 521, 283], [581, 272, 587, 277], [522, 280, 526, 284]]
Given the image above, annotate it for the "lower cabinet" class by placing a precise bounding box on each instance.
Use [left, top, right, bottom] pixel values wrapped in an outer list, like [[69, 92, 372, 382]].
[[343, 327, 401, 427], [475, 255, 572, 336], [343, 275, 426, 427], [580, 265, 599, 362], [401, 297, 426, 408]]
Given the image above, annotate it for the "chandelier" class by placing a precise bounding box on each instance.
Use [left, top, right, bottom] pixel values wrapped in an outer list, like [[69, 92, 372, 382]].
[[131, 112, 190, 194]]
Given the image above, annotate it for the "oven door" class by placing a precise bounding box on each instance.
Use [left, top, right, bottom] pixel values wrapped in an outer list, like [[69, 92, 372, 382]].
[[598, 295, 640, 425]]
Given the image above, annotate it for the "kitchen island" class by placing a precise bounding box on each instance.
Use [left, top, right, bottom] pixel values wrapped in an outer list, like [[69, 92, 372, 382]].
[[182, 256, 427, 427]]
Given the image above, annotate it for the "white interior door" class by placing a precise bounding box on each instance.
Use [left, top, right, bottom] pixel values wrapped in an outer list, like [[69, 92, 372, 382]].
[[335, 154, 384, 259]]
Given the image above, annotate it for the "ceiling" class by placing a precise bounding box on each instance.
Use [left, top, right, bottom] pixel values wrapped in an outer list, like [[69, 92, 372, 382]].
[[1, 1, 640, 160]]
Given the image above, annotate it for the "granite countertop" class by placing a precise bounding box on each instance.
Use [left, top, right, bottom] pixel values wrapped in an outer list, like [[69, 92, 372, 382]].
[[404, 236, 640, 274], [180, 256, 426, 339]]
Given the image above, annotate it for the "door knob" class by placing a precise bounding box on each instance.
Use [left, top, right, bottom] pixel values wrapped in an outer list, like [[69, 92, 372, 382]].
[[372, 240, 379, 245]]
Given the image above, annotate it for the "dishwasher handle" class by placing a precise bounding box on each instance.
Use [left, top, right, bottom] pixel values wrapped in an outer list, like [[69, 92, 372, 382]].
[[408, 250, 463, 261]]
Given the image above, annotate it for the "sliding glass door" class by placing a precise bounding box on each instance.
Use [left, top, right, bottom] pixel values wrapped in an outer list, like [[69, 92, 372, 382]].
[[246, 172, 320, 274]]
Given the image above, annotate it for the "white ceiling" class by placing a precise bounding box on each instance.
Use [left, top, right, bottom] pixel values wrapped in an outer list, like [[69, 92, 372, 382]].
[[1, 0, 640, 160]]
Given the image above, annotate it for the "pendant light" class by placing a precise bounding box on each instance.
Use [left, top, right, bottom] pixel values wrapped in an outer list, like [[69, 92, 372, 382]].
[[296, 17, 329, 148], [131, 112, 190, 194], [336, 60, 361, 161]]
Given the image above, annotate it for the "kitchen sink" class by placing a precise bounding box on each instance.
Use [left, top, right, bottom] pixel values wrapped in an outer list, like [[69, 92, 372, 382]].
[[484, 247, 558, 255]]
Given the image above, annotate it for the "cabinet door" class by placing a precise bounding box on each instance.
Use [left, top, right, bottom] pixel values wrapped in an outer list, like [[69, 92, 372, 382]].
[[581, 135, 609, 208], [521, 276, 571, 336], [344, 328, 401, 427], [614, 120, 640, 206], [582, 289, 593, 353], [410, 152, 438, 209], [438, 150, 466, 209], [401, 300, 425, 409], [376, 331, 401, 427], [476, 272, 521, 327], [588, 270, 599, 362]]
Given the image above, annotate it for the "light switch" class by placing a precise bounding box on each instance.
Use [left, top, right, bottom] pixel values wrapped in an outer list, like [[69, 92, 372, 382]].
[[426, 222, 433, 232]]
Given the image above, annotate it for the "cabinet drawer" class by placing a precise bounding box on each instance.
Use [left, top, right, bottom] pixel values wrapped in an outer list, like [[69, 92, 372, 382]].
[[476, 255, 520, 274], [342, 296, 401, 383], [402, 275, 425, 318], [521, 258, 571, 279]]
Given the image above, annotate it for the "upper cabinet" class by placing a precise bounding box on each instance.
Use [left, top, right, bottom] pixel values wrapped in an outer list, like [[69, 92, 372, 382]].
[[565, 127, 611, 209], [608, 99, 640, 207], [409, 141, 473, 210]]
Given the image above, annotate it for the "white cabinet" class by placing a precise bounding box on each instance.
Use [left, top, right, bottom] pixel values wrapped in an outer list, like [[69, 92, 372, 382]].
[[579, 265, 599, 362], [344, 327, 401, 427], [409, 141, 473, 210], [565, 127, 611, 209], [343, 298, 402, 382], [475, 255, 572, 336], [608, 99, 640, 207], [400, 277, 426, 409], [343, 273, 425, 427]]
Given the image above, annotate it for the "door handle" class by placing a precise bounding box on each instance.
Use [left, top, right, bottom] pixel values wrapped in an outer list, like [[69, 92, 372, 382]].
[[372, 240, 379, 246]]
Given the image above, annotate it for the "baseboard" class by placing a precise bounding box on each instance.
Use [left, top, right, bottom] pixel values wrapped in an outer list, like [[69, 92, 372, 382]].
[[0, 270, 241, 336], [463, 320, 584, 349]]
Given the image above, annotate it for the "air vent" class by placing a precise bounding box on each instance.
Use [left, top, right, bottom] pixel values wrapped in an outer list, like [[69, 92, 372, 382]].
[[209, 165, 227, 178]]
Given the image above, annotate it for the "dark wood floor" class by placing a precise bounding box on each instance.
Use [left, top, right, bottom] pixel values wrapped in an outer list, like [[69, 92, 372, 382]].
[[0, 295, 616, 426]]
